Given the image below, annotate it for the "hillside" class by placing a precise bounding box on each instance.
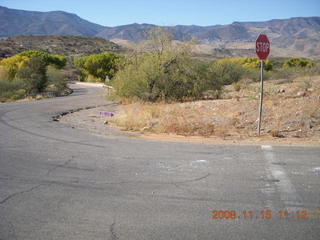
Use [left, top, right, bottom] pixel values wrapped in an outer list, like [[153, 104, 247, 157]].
[[1, 6, 319, 58], [0, 35, 120, 58], [0, 6, 104, 37]]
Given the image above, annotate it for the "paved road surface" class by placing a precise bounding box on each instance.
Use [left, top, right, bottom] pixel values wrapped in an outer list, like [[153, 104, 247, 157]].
[[1, 84, 319, 240]]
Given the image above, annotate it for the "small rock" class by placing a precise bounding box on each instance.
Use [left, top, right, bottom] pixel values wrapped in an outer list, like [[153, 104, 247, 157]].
[[277, 88, 285, 93], [141, 126, 150, 132], [104, 120, 108, 125], [296, 91, 306, 97]]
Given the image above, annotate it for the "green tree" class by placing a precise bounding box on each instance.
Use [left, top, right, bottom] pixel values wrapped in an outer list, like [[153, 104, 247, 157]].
[[49, 54, 67, 69], [111, 29, 221, 102], [74, 52, 122, 82], [16, 56, 47, 94], [0, 55, 30, 80], [18, 50, 66, 69]]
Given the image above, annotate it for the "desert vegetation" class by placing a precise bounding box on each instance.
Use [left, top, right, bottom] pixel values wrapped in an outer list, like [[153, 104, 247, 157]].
[[74, 52, 122, 82], [104, 30, 320, 140], [111, 29, 227, 102], [110, 75, 320, 141], [107, 29, 319, 102], [0, 50, 68, 102]]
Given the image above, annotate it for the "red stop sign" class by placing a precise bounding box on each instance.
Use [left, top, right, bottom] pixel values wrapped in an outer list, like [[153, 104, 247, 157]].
[[256, 34, 270, 60]]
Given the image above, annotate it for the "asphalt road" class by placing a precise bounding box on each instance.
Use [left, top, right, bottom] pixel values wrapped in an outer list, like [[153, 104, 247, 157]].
[[0, 84, 319, 240]]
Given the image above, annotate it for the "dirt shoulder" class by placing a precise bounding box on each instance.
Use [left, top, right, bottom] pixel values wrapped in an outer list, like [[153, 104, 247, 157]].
[[59, 77, 320, 146], [59, 100, 320, 147]]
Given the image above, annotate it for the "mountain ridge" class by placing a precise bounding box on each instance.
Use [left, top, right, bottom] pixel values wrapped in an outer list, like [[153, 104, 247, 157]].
[[1, 6, 320, 57], [0, 6, 104, 37]]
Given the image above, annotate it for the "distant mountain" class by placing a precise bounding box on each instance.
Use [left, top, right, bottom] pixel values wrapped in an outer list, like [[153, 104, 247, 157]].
[[97, 17, 320, 42], [0, 6, 104, 37], [1, 6, 320, 57], [97, 23, 157, 42], [96, 23, 252, 42], [97, 17, 320, 58]]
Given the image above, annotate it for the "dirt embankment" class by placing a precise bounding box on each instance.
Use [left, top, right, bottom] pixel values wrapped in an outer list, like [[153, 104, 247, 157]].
[[60, 76, 320, 146]]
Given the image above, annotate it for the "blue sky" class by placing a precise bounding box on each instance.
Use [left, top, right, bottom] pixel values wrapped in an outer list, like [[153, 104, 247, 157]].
[[1, 0, 319, 26]]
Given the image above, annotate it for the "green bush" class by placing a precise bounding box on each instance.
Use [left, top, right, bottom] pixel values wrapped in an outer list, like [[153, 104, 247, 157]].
[[46, 66, 67, 91], [74, 52, 122, 82], [283, 58, 312, 69], [49, 54, 67, 69], [112, 39, 222, 102], [271, 68, 299, 81], [242, 67, 260, 82], [0, 80, 25, 101], [16, 56, 47, 94], [18, 50, 66, 69], [209, 60, 244, 85], [0, 51, 67, 98], [12, 89, 26, 100]]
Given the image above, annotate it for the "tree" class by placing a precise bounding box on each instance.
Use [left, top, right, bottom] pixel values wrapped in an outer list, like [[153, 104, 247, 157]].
[[0, 51, 67, 96], [74, 52, 122, 82], [18, 50, 66, 69], [0, 55, 30, 80], [111, 29, 221, 102], [16, 56, 47, 94]]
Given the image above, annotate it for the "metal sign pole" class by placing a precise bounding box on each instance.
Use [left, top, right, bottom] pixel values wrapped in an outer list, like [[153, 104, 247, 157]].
[[258, 60, 264, 135]]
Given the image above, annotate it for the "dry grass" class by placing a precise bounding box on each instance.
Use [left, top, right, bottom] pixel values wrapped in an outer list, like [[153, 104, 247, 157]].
[[110, 75, 320, 141], [111, 102, 166, 131]]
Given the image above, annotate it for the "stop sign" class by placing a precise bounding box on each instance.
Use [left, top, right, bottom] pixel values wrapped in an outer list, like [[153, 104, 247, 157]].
[[256, 34, 270, 60]]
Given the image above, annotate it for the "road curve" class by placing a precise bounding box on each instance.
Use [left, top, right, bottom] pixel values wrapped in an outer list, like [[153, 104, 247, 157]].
[[1, 84, 319, 240]]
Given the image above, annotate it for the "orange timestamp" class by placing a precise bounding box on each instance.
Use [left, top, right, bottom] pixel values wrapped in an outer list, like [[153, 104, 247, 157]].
[[210, 209, 320, 220]]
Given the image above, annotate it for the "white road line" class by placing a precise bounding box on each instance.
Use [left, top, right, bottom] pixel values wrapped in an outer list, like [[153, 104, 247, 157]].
[[261, 145, 304, 211]]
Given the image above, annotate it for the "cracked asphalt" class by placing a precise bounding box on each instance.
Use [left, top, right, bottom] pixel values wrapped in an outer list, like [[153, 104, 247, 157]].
[[0, 83, 320, 240]]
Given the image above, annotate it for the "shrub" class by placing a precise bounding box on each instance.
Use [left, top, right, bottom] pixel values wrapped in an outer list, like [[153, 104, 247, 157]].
[[112, 28, 226, 102], [243, 58, 273, 71], [49, 54, 67, 69], [112, 51, 219, 102], [209, 60, 244, 85], [216, 58, 273, 71], [0, 55, 30, 80], [16, 56, 47, 94], [46, 66, 67, 91], [0, 66, 9, 81], [11, 89, 26, 100], [271, 68, 299, 81], [74, 52, 122, 82], [0, 79, 25, 101], [232, 82, 241, 91], [0, 51, 69, 100], [283, 58, 312, 69], [18, 50, 66, 69]]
